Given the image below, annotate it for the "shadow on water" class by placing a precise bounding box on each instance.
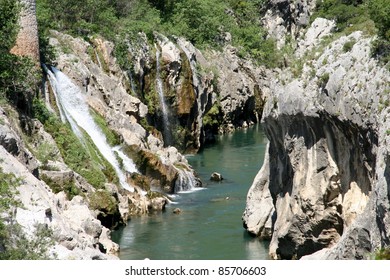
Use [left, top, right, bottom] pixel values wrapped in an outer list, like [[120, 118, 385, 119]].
[[112, 124, 269, 260]]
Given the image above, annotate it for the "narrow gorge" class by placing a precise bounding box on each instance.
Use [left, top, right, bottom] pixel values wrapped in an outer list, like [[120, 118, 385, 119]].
[[1, 0, 389, 260]]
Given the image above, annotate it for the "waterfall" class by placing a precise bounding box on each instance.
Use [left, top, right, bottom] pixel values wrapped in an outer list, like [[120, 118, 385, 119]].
[[46, 66, 137, 192], [127, 70, 137, 95], [94, 49, 103, 69], [155, 49, 172, 146], [44, 65, 67, 123], [174, 168, 200, 193], [177, 39, 205, 149]]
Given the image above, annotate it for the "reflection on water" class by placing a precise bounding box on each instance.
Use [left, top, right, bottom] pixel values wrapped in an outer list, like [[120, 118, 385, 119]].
[[112, 125, 269, 260]]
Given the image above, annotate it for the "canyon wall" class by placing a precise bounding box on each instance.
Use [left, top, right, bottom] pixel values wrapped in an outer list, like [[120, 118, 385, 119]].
[[243, 18, 390, 259]]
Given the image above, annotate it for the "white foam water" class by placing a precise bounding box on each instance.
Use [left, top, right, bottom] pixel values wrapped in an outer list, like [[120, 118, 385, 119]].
[[47, 66, 137, 192], [155, 49, 172, 145]]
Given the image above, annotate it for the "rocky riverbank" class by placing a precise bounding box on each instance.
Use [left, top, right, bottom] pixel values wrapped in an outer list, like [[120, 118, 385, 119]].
[[1, 0, 269, 259]]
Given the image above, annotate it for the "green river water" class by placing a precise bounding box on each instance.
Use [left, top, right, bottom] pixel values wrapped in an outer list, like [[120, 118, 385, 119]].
[[112, 125, 269, 260]]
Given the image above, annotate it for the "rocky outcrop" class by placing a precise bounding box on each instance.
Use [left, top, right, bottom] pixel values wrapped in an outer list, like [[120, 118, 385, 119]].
[[11, 0, 40, 62], [0, 145, 118, 260], [243, 19, 390, 259], [210, 172, 223, 182], [0, 107, 39, 175], [263, 0, 316, 48], [124, 32, 266, 152], [3, 28, 205, 259], [243, 148, 274, 239], [206, 45, 266, 134], [47, 30, 199, 195]]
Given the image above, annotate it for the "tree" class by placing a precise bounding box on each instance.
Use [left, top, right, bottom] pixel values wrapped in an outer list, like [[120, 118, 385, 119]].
[[0, 0, 39, 112], [368, 0, 390, 39]]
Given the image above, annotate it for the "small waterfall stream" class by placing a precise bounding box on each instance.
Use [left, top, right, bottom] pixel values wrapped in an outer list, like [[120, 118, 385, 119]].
[[155, 49, 172, 146], [174, 168, 199, 192], [46, 66, 137, 192], [127, 70, 137, 95], [94, 49, 103, 69]]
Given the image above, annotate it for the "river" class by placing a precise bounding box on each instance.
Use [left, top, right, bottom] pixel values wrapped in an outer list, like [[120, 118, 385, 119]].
[[112, 124, 269, 260]]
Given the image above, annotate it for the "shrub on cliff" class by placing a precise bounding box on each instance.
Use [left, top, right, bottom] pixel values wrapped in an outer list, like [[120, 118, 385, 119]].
[[0, 0, 39, 109], [0, 168, 53, 260], [36, 0, 277, 66], [368, 0, 390, 64], [32, 98, 118, 189], [312, 0, 369, 31]]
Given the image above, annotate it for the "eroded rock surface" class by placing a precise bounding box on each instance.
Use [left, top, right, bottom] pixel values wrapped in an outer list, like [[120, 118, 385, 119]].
[[243, 20, 390, 259]]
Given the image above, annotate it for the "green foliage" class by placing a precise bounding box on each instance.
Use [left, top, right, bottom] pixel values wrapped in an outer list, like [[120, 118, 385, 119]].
[[203, 102, 222, 128], [368, 0, 390, 40], [371, 39, 390, 65], [0, 0, 20, 51], [312, 0, 390, 63], [343, 38, 357, 52], [374, 247, 390, 259], [312, 0, 369, 31], [0, 168, 20, 213], [32, 98, 117, 188], [0, 0, 40, 106], [166, 0, 230, 46], [0, 222, 54, 260], [35, 142, 59, 167], [32, 97, 52, 123], [36, 0, 119, 39], [368, 0, 390, 63], [88, 190, 117, 215], [36, 0, 277, 67], [40, 173, 80, 200], [90, 109, 121, 147], [114, 40, 131, 71], [318, 72, 330, 88], [119, 0, 162, 40]]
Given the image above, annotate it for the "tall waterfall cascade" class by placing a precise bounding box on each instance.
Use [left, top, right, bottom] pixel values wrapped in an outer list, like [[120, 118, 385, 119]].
[[46, 66, 137, 192], [155, 48, 172, 146]]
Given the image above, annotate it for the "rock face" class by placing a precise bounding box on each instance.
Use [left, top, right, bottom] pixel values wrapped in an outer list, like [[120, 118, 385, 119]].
[[126, 33, 266, 152], [11, 0, 40, 62], [243, 19, 390, 259], [0, 107, 39, 175], [2, 28, 206, 259], [206, 46, 265, 134], [0, 145, 118, 260], [48, 31, 199, 195], [210, 172, 223, 182], [263, 0, 316, 48]]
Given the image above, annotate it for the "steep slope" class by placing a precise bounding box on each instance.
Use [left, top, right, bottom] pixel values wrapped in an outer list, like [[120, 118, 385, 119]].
[[243, 16, 390, 259]]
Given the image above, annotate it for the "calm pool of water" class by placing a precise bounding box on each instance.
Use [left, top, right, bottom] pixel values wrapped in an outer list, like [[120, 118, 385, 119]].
[[112, 125, 269, 260]]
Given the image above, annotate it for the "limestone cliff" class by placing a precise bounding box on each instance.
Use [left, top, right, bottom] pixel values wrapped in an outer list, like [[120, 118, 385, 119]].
[[243, 18, 390, 259], [263, 0, 316, 49], [126, 33, 265, 153]]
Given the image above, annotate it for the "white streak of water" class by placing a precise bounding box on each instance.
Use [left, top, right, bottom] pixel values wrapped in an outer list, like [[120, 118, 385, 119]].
[[48, 67, 137, 192], [155, 49, 171, 145], [94, 49, 103, 69], [174, 168, 199, 192], [127, 70, 137, 95]]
